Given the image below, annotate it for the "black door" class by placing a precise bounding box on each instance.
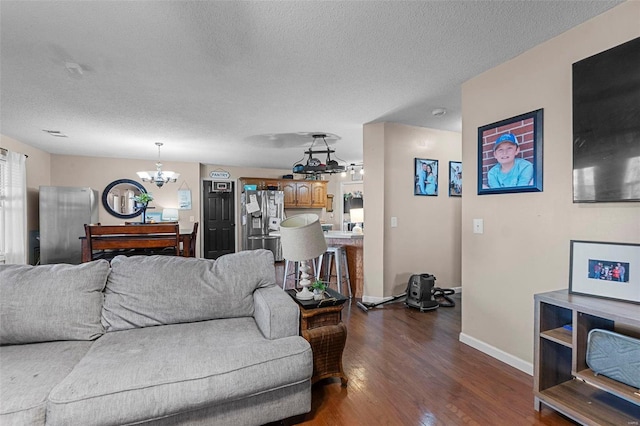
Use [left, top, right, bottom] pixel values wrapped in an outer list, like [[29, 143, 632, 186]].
[[203, 181, 235, 259]]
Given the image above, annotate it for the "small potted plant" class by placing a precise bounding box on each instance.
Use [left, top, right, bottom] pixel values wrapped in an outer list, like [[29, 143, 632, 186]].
[[133, 192, 154, 223], [310, 280, 327, 300]]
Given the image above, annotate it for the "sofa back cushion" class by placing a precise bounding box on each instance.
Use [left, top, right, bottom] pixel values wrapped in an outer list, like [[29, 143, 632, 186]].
[[0, 260, 109, 344], [102, 250, 276, 331]]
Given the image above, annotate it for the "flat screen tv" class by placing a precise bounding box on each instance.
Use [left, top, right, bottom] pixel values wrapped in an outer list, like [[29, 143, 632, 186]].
[[572, 36, 640, 203]]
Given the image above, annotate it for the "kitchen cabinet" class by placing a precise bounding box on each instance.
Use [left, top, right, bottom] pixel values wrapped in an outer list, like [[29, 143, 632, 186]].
[[292, 182, 312, 207], [310, 182, 327, 208], [240, 177, 327, 209], [238, 178, 280, 190], [285, 181, 327, 208]]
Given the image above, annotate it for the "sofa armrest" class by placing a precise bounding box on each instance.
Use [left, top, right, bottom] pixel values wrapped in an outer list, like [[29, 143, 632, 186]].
[[253, 286, 300, 339]]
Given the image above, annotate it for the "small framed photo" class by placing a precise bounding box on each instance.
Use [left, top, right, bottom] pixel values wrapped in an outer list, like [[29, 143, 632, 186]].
[[145, 212, 163, 223], [414, 158, 438, 196], [477, 109, 543, 195], [449, 161, 462, 197], [569, 240, 640, 304]]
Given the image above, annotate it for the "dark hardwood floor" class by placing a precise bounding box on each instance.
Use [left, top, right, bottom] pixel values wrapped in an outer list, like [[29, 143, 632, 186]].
[[291, 294, 575, 425]]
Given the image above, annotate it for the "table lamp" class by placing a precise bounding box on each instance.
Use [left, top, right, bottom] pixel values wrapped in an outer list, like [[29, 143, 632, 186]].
[[279, 214, 327, 300], [162, 208, 179, 221]]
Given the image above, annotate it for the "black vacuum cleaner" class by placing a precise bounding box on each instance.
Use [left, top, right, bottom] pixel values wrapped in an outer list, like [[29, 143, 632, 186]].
[[356, 273, 455, 313]]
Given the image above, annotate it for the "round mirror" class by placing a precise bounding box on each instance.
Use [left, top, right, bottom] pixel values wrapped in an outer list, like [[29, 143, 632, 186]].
[[102, 179, 147, 219]]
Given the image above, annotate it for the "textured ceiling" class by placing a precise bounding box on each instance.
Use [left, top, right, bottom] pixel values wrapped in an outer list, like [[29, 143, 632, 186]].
[[0, 1, 622, 169]]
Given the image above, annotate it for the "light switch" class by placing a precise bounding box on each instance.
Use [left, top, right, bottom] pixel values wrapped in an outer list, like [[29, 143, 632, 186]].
[[473, 219, 483, 234], [391, 217, 398, 228]]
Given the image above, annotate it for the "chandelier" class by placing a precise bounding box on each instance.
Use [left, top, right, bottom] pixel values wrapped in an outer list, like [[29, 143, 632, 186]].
[[136, 142, 180, 188], [292, 134, 346, 175]]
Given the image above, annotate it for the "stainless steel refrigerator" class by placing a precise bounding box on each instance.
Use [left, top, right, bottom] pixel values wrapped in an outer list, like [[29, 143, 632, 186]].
[[241, 190, 285, 261], [39, 186, 98, 264]]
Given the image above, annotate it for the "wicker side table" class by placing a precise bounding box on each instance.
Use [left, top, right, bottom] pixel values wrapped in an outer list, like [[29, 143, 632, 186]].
[[299, 303, 348, 386]]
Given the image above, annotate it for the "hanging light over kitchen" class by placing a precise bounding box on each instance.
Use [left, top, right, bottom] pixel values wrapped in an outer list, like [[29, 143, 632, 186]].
[[292, 134, 346, 176]]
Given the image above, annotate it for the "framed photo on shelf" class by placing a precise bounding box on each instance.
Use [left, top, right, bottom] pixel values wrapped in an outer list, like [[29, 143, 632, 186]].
[[569, 240, 640, 304], [477, 109, 543, 195], [414, 158, 438, 196], [449, 161, 462, 197]]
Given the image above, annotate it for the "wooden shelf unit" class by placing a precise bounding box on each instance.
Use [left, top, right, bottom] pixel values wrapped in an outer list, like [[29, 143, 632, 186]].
[[534, 290, 640, 425]]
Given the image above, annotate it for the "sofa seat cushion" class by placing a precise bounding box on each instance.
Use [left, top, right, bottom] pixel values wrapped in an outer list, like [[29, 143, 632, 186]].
[[47, 318, 312, 426], [102, 250, 276, 331], [0, 341, 93, 426], [0, 260, 109, 344]]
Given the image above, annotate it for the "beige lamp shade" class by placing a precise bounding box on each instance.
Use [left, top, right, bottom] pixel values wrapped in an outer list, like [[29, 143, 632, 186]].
[[279, 214, 327, 261], [350, 208, 364, 224]]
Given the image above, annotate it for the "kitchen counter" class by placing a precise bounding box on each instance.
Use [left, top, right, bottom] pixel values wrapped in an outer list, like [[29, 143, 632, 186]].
[[322, 231, 364, 239], [269, 230, 363, 240]]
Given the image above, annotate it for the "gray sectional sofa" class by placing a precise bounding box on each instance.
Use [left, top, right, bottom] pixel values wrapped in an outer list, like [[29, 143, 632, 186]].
[[0, 250, 312, 425]]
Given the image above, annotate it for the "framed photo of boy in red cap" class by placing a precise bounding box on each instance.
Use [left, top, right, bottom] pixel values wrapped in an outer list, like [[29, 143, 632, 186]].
[[477, 109, 543, 195]]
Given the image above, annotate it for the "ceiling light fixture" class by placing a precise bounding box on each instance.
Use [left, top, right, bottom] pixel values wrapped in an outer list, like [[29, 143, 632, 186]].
[[292, 134, 346, 176], [346, 163, 365, 177], [136, 142, 180, 188]]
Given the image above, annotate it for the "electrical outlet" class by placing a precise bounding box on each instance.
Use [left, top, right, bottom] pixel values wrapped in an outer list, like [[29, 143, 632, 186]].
[[473, 219, 483, 234], [391, 217, 398, 228]]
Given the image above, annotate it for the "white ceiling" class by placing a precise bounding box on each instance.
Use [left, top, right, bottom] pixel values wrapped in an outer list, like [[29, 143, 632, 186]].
[[0, 1, 621, 169]]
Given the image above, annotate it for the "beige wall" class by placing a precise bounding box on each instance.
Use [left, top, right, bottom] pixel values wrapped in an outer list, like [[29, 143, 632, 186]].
[[460, 1, 640, 372], [363, 122, 462, 299], [51, 155, 201, 255]]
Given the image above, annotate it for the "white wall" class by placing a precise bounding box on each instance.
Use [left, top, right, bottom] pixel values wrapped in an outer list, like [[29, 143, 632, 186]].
[[460, 1, 640, 372]]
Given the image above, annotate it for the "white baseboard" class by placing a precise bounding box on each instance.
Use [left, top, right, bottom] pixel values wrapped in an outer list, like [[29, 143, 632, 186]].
[[459, 332, 533, 376], [361, 295, 397, 304], [362, 286, 461, 304]]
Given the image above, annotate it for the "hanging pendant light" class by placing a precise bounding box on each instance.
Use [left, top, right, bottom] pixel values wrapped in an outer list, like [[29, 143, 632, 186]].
[[292, 134, 346, 176], [137, 142, 180, 188]]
